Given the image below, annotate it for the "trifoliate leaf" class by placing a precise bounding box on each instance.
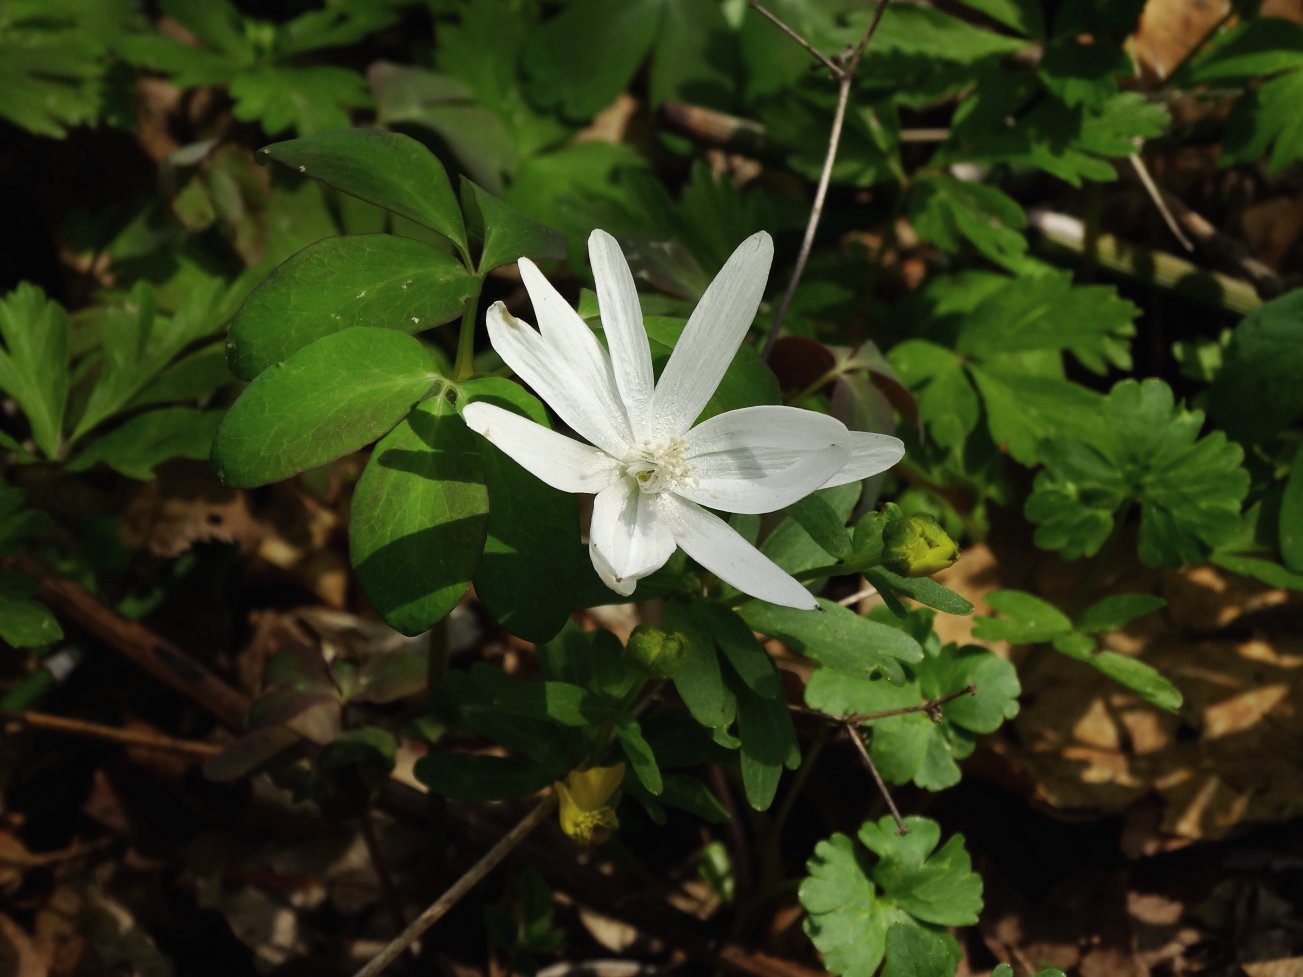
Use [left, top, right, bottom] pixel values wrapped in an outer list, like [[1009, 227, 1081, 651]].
[[800, 816, 979, 977], [807, 609, 1019, 791], [1025, 379, 1249, 566]]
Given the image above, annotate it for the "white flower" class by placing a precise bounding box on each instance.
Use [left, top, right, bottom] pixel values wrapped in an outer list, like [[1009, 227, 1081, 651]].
[[462, 230, 905, 610]]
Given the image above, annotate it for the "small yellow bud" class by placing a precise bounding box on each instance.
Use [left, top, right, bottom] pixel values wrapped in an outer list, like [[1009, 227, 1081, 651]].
[[555, 763, 625, 845], [881, 514, 960, 577], [626, 625, 688, 678]]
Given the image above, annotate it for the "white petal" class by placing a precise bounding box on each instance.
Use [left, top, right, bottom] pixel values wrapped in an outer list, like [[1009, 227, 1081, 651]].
[[462, 401, 621, 493], [517, 260, 635, 447], [661, 494, 817, 610], [485, 302, 632, 459], [650, 231, 774, 437], [589, 479, 676, 597], [676, 405, 850, 514], [589, 230, 655, 442], [820, 431, 906, 488]]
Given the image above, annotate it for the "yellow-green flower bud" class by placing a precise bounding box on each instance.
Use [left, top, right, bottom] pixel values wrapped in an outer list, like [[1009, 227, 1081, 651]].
[[625, 625, 688, 678], [881, 514, 960, 577]]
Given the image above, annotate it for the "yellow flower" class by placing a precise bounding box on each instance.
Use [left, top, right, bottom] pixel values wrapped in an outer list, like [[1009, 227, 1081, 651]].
[[555, 763, 625, 845]]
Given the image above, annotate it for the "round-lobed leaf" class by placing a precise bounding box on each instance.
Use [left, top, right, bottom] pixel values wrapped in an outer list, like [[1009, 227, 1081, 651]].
[[212, 328, 438, 488], [228, 235, 479, 380]]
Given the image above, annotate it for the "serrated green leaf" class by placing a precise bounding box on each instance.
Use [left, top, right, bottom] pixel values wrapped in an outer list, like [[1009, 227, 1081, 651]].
[[910, 174, 1028, 271], [230, 65, 372, 137], [460, 178, 566, 273], [459, 378, 582, 643], [1075, 593, 1165, 634], [67, 408, 222, 480], [349, 395, 488, 636], [0, 284, 68, 459], [973, 590, 1072, 643], [228, 235, 478, 380], [1209, 289, 1303, 443], [954, 0, 1042, 36], [212, 328, 438, 488], [1181, 19, 1303, 83], [741, 599, 923, 686], [1026, 379, 1249, 566], [261, 129, 467, 256]]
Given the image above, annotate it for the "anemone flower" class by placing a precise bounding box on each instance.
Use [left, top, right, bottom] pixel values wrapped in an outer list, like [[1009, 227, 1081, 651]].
[[462, 230, 904, 609]]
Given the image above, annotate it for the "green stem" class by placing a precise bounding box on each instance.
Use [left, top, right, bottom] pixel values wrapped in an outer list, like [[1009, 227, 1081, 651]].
[[452, 293, 481, 382], [1068, 501, 1134, 619]]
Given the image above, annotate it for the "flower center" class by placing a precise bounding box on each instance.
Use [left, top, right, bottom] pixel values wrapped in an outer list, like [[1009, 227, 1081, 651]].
[[624, 437, 693, 495]]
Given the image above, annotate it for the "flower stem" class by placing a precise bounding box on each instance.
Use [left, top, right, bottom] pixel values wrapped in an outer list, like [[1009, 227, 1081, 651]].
[[452, 294, 480, 382]]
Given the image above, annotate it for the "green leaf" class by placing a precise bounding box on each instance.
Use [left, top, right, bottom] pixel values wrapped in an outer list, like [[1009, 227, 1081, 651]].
[[954, 0, 1042, 36], [1209, 289, 1303, 443], [800, 817, 977, 977], [0, 283, 69, 459], [1075, 594, 1165, 634], [1181, 19, 1303, 83], [860, 817, 982, 925], [493, 680, 604, 727], [1223, 68, 1303, 173], [212, 328, 438, 488], [691, 600, 781, 700], [1281, 449, 1303, 573], [1087, 651, 1183, 712], [665, 598, 736, 730], [415, 752, 556, 801], [872, 4, 1026, 63], [742, 599, 924, 686], [866, 569, 974, 616], [614, 716, 663, 795], [349, 395, 489, 636], [230, 65, 372, 137], [909, 174, 1028, 271], [1026, 379, 1249, 566], [762, 483, 863, 585], [731, 669, 798, 811], [459, 378, 582, 643], [539, 623, 641, 704], [882, 922, 960, 977], [806, 610, 1018, 791], [786, 493, 852, 561], [522, 0, 663, 121], [889, 340, 979, 453], [227, 235, 479, 380], [993, 965, 1067, 977], [973, 590, 1072, 643], [460, 178, 566, 274], [67, 408, 222, 480], [1037, 37, 1131, 109], [0, 571, 62, 648], [260, 129, 467, 256]]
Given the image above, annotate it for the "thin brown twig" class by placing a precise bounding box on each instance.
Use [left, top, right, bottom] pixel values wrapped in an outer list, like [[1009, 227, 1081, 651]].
[[350, 793, 558, 977], [1127, 154, 1194, 252], [747, 0, 842, 76], [843, 722, 907, 834], [0, 707, 223, 759], [844, 682, 977, 725], [758, 0, 894, 361]]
